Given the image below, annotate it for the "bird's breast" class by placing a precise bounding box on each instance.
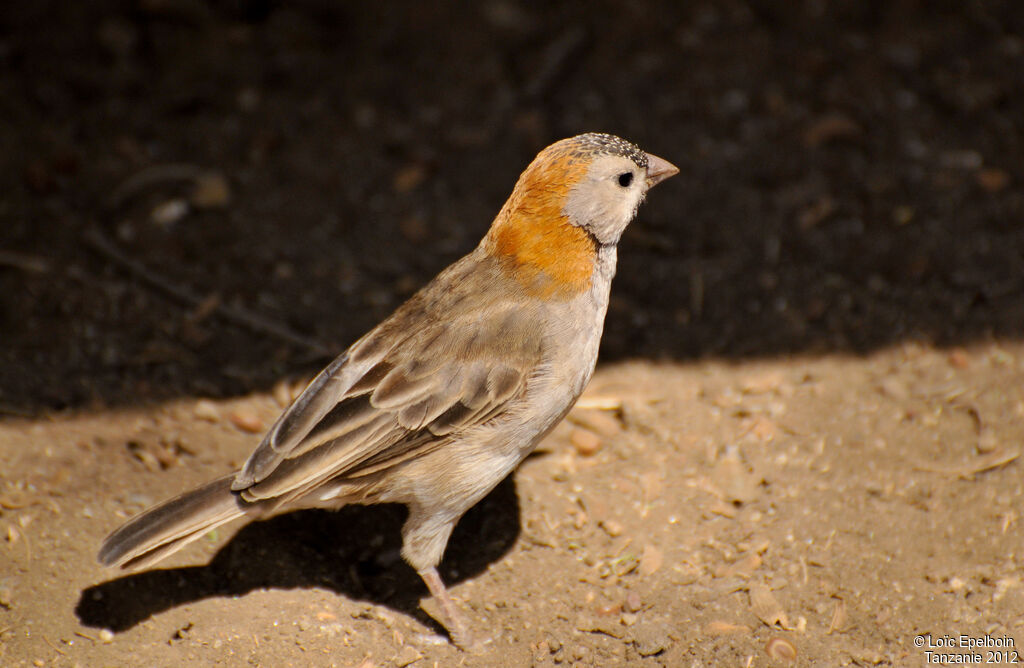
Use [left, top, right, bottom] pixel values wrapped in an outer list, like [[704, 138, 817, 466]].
[[509, 244, 618, 453]]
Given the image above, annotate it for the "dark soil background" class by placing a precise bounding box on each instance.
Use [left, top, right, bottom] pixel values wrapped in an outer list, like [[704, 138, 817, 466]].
[[3, 0, 1022, 412], [2, 2, 1024, 667]]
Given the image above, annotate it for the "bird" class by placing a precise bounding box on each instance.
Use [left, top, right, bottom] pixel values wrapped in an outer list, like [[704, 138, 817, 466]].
[[98, 132, 678, 649]]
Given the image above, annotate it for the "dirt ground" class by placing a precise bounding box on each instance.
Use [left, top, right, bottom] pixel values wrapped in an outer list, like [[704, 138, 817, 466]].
[[2, 1, 1024, 666]]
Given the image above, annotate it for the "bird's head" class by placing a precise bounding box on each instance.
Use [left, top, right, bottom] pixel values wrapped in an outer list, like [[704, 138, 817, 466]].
[[484, 133, 678, 298]]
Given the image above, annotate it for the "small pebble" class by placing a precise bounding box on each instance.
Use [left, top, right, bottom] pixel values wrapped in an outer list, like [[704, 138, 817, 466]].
[[713, 448, 760, 504], [704, 620, 748, 636], [977, 431, 999, 454], [948, 348, 970, 369], [828, 598, 847, 634], [570, 428, 601, 456], [193, 400, 221, 422], [190, 171, 231, 209], [940, 149, 982, 169], [229, 410, 264, 434], [877, 377, 909, 401], [631, 619, 673, 657], [639, 544, 663, 576], [272, 380, 292, 408], [803, 113, 861, 147], [393, 163, 427, 193], [977, 167, 1011, 192], [765, 636, 797, 661], [237, 87, 260, 111], [569, 408, 622, 437], [892, 205, 915, 225], [151, 199, 189, 227], [797, 196, 835, 229], [750, 584, 789, 628], [393, 645, 422, 667], [739, 371, 785, 394], [600, 519, 623, 537], [570, 643, 590, 662], [399, 216, 429, 243]]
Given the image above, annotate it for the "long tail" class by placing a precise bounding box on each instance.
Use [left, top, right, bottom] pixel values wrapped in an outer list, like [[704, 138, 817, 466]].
[[98, 474, 252, 570]]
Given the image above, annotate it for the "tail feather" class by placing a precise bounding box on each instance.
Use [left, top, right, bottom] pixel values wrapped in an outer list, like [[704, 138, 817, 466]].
[[98, 474, 251, 569]]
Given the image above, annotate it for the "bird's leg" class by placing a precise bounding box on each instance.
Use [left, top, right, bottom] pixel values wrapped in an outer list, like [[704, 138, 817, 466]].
[[418, 566, 476, 650]]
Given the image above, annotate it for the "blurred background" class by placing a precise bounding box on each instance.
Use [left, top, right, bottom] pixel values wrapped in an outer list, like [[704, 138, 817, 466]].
[[2, 0, 1022, 412]]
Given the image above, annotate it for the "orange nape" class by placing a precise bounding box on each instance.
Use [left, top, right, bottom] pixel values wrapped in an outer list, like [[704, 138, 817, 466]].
[[485, 149, 596, 299]]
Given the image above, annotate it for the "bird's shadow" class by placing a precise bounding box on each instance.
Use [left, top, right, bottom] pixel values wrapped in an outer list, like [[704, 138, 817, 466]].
[[76, 476, 521, 635]]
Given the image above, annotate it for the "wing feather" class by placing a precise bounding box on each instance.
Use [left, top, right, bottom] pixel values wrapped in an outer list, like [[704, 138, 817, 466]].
[[241, 413, 402, 500], [232, 254, 546, 503]]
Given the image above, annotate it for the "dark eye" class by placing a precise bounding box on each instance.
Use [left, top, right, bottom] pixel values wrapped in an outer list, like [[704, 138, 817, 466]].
[[617, 172, 634, 187]]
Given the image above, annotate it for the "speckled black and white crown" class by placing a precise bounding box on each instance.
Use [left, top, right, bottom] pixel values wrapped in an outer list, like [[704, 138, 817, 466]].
[[569, 133, 649, 169]]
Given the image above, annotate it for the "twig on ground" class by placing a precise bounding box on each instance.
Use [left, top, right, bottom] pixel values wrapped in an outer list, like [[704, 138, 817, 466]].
[[0, 250, 50, 274], [107, 163, 207, 210], [83, 227, 332, 358]]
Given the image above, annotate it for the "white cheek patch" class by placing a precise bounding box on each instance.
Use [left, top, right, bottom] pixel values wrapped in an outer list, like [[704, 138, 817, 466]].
[[564, 183, 643, 246], [561, 154, 650, 246]]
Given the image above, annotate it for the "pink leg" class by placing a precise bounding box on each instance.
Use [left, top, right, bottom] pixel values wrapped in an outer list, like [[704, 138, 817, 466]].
[[418, 566, 476, 649]]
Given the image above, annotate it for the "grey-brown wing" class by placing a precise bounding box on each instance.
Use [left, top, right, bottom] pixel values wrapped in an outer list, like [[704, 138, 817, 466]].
[[234, 296, 544, 502]]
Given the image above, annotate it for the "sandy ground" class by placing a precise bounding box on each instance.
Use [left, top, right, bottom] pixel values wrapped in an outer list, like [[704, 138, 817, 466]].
[[3, 1, 1024, 666], [3, 345, 1024, 666]]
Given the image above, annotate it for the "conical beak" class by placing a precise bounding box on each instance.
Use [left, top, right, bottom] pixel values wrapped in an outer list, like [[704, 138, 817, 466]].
[[644, 152, 679, 188]]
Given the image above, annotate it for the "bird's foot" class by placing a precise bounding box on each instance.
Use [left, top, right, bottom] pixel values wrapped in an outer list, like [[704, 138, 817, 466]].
[[417, 567, 491, 652]]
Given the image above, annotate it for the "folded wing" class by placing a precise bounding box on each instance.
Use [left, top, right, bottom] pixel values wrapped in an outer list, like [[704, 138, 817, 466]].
[[234, 290, 545, 504]]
